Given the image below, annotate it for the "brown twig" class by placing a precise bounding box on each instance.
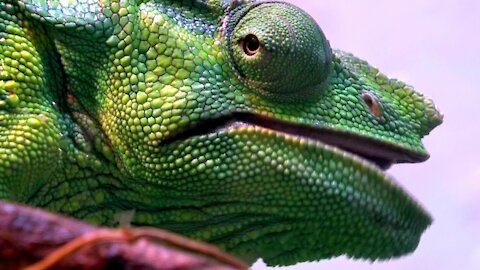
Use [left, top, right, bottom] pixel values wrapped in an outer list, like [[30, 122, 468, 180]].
[[0, 200, 248, 270]]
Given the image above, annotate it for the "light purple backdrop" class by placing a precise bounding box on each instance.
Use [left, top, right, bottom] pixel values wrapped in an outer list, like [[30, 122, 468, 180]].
[[252, 1, 479, 269]]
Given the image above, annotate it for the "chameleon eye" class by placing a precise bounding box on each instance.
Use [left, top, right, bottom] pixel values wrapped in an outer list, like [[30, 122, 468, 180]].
[[240, 34, 262, 56], [228, 3, 332, 99], [362, 91, 383, 118]]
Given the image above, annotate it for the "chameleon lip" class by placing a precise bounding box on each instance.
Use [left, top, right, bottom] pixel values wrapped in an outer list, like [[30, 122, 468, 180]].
[[161, 112, 428, 169]]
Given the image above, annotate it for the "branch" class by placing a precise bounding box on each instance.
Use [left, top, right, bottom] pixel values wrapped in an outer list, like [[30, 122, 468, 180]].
[[0, 200, 248, 270]]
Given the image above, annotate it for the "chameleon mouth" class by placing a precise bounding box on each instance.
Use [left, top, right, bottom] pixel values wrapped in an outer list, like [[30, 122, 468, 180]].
[[161, 112, 429, 170]]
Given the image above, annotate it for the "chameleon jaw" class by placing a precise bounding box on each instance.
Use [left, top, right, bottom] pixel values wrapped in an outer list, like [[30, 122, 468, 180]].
[[202, 124, 431, 265]]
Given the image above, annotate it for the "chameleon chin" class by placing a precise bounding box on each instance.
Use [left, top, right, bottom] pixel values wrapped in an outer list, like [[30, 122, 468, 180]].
[[0, 0, 442, 266]]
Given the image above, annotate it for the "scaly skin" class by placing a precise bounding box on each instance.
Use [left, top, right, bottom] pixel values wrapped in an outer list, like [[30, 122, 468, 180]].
[[0, 0, 442, 266]]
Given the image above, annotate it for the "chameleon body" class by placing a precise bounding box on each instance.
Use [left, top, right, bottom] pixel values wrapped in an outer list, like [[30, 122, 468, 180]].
[[0, 0, 442, 266]]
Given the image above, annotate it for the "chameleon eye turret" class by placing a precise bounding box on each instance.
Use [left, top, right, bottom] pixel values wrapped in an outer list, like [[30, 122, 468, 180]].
[[228, 2, 332, 98]]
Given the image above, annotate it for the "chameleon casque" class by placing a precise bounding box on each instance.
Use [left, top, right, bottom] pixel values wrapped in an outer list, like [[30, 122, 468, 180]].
[[0, 0, 442, 266]]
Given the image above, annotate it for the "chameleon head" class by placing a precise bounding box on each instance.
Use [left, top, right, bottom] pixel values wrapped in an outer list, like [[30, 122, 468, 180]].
[[100, 1, 440, 265], [5, 0, 442, 266]]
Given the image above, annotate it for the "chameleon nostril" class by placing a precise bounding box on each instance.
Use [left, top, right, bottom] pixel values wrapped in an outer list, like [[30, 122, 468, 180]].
[[361, 91, 383, 118]]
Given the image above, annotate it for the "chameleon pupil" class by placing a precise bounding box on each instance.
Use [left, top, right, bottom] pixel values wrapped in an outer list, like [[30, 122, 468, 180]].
[[243, 34, 260, 56]]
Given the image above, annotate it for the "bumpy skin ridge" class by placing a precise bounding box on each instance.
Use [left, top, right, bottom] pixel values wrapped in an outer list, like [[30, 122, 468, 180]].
[[0, 0, 442, 266]]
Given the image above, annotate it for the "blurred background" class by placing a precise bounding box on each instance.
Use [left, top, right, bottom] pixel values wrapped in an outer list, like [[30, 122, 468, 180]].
[[253, 0, 479, 269]]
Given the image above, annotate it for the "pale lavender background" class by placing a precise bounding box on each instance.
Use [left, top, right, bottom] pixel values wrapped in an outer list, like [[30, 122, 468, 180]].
[[253, 1, 480, 269]]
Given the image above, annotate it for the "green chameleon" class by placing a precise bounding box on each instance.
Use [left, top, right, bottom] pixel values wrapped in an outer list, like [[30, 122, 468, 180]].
[[0, 0, 442, 266]]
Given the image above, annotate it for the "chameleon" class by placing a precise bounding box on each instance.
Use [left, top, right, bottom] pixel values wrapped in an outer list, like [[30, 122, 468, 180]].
[[0, 0, 442, 266]]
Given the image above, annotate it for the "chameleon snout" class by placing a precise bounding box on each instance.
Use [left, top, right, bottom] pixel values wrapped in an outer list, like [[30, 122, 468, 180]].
[[422, 97, 443, 135]]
